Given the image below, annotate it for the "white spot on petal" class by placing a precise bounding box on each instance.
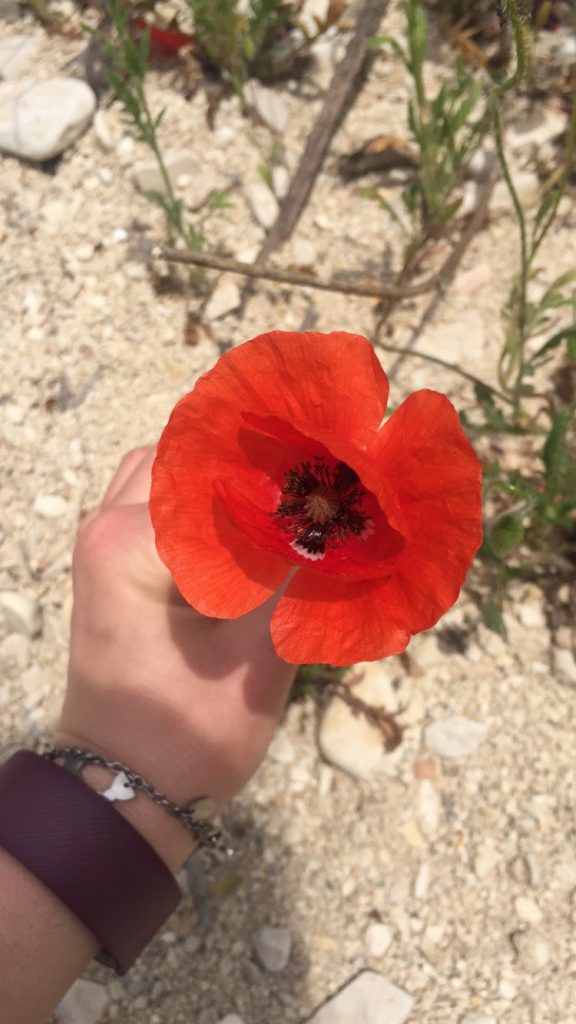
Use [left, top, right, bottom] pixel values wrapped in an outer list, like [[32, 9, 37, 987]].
[[290, 539, 325, 561]]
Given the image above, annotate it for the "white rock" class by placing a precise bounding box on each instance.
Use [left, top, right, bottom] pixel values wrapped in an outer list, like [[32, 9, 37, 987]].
[[466, 147, 495, 182], [365, 922, 393, 958], [318, 763, 333, 797], [33, 494, 69, 519], [246, 181, 279, 229], [272, 163, 290, 198], [244, 79, 288, 134], [425, 715, 488, 759], [0, 591, 42, 637], [458, 180, 480, 216], [0, 35, 42, 81], [557, 35, 576, 63], [307, 971, 414, 1024], [310, 33, 343, 73], [491, 172, 540, 212], [553, 646, 576, 688], [0, 632, 31, 667], [252, 925, 291, 972], [267, 731, 295, 764], [511, 930, 550, 973], [460, 1013, 496, 1024], [414, 861, 430, 899], [93, 109, 119, 151], [318, 696, 387, 779], [0, 77, 96, 161], [21, 664, 47, 695], [218, 1017, 244, 1024], [133, 149, 198, 195], [473, 843, 500, 880], [299, 0, 330, 35], [515, 896, 543, 924], [498, 979, 518, 1000], [415, 779, 442, 838], [508, 109, 566, 152], [57, 979, 109, 1024], [204, 278, 241, 320], [291, 238, 317, 268], [517, 601, 546, 629]]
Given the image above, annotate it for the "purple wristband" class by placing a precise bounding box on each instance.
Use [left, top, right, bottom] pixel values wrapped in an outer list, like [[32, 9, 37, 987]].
[[0, 751, 181, 973]]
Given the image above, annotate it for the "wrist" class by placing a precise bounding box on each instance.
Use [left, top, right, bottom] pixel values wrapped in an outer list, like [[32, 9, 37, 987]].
[[53, 734, 198, 873]]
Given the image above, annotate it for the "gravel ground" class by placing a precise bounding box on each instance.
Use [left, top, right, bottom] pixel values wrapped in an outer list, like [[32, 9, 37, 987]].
[[1, 3, 576, 1023]]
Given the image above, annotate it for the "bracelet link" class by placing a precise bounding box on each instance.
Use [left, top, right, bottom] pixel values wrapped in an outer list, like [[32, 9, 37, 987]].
[[43, 746, 232, 855]]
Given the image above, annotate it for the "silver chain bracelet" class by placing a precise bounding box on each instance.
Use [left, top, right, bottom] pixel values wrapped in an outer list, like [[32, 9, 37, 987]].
[[43, 746, 232, 855]]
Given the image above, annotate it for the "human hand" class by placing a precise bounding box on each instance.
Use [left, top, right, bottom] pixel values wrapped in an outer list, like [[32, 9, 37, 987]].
[[56, 446, 297, 868]]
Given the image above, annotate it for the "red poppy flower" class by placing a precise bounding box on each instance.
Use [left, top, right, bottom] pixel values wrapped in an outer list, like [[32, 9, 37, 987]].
[[150, 331, 482, 665]]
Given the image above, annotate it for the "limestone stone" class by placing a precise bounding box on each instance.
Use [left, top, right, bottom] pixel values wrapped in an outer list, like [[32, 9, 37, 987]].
[[0, 77, 96, 161], [0, 35, 42, 81], [425, 716, 488, 758], [252, 925, 292, 972], [307, 971, 414, 1024]]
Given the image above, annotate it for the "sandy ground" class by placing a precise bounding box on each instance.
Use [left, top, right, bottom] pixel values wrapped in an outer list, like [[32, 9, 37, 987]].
[[1, 3, 576, 1022]]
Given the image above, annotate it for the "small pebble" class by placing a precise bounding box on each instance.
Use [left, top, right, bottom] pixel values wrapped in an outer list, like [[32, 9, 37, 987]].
[[267, 731, 295, 765], [33, 494, 69, 519], [515, 896, 543, 924], [511, 930, 550, 973], [414, 862, 430, 900], [415, 779, 442, 838], [306, 970, 414, 1024], [56, 979, 109, 1024], [252, 925, 292, 972], [473, 844, 500, 880], [365, 922, 393, 958], [498, 979, 518, 1000], [246, 181, 279, 230], [218, 1016, 244, 1024], [425, 716, 488, 758], [0, 591, 42, 637], [204, 278, 241, 321]]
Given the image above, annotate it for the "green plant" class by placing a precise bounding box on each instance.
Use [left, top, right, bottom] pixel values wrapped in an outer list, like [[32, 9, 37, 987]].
[[374, 0, 576, 633], [186, 0, 295, 92], [470, 0, 576, 629], [100, 0, 228, 255], [372, 0, 486, 243]]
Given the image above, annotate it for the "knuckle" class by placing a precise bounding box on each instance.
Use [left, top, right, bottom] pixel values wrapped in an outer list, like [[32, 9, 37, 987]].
[[74, 506, 122, 570]]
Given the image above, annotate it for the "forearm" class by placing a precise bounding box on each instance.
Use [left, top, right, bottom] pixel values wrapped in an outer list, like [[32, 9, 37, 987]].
[[0, 760, 194, 1024], [0, 846, 97, 1024]]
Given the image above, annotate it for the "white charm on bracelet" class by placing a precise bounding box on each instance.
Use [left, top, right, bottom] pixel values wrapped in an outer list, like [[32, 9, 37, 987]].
[[100, 771, 136, 802]]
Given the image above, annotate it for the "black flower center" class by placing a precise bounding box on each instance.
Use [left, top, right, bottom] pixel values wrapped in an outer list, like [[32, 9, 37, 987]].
[[271, 456, 373, 561]]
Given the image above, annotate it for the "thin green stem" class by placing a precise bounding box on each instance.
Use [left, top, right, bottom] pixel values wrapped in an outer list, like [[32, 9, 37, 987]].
[[494, 0, 528, 98], [491, 95, 528, 412]]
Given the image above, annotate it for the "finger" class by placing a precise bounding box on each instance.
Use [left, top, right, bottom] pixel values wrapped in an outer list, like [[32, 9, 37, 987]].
[[105, 447, 156, 509], [101, 446, 154, 509]]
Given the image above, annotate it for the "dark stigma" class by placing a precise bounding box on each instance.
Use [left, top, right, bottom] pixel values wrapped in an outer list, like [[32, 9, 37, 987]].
[[271, 456, 371, 560]]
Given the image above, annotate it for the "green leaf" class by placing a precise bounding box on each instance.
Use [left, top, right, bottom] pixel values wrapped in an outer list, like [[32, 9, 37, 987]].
[[532, 326, 576, 366], [480, 600, 507, 637], [488, 514, 524, 558], [369, 34, 409, 67], [543, 411, 571, 499]]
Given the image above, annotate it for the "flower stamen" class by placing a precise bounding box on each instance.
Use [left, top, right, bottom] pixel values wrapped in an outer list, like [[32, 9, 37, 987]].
[[272, 456, 372, 561]]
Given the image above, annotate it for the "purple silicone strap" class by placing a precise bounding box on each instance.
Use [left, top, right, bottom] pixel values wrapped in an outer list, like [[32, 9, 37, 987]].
[[0, 750, 181, 973]]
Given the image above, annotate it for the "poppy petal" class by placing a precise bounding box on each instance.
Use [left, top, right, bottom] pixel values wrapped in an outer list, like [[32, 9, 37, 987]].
[[200, 330, 390, 447], [271, 571, 411, 665], [373, 390, 483, 630], [151, 439, 289, 618]]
